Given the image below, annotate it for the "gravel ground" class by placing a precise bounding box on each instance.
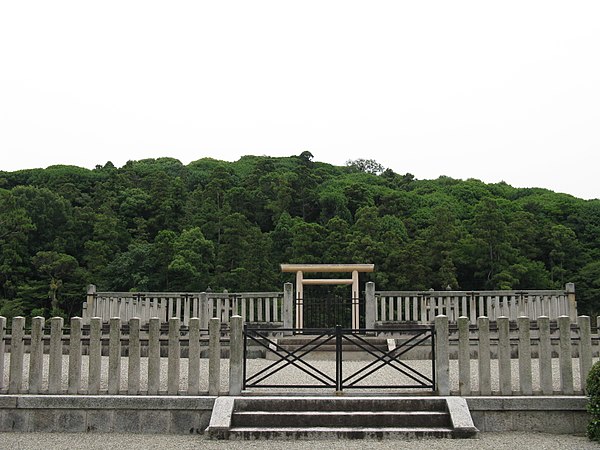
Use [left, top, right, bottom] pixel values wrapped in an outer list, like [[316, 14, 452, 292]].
[[0, 353, 592, 394], [0, 431, 596, 450], [1, 354, 596, 448]]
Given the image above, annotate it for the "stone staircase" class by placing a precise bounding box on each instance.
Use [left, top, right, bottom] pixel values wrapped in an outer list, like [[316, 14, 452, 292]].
[[207, 396, 478, 439]]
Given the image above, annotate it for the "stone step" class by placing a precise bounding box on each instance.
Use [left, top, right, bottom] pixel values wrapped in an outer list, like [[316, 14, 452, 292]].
[[225, 426, 456, 440], [206, 396, 479, 440], [234, 397, 448, 412], [232, 410, 451, 428]]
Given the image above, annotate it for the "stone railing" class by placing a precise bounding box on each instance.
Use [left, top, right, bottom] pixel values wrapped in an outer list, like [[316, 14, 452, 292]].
[[0, 315, 243, 396], [434, 314, 595, 396], [371, 283, 576, 325], [1, 312, 598, 397], [84, 283, 577, 330], [82, 285, 286, 327]]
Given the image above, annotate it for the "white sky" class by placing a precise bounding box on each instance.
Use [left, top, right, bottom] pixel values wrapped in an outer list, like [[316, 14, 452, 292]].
[[1, 1, 599, 199]]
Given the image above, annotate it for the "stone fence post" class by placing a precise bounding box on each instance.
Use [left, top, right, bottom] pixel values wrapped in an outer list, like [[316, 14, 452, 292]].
[[188, 317, 201, 395], [229, 315, 243, 395], [498, 316, 511, 395], [566, 283, 576, 322], [458, 316, 470, 395], [434, 314, 449, 395], [538, 316, 553, 395], [68, 317, 82, 395], [559, 315, 574, 395], [148, 317, 161, 395], [84, 284, 97, 325], [365, 282, 376, 329], [167, 317, 180, 395], [29, 316, 45, 394], [517, 316, 532, 395], [9, 316, 25, 394], [477, 316, 491, 395], [48, 317, 64, 394], [88, 317, 102, 395], [128, 317, 141, 395], [209, 317, 221, 396]]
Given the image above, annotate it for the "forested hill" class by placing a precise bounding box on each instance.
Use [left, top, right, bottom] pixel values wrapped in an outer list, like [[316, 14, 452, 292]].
[[1, 152, 599, 319]]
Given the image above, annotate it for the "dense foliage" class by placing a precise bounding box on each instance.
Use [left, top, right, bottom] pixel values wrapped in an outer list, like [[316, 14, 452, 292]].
[[1, 152, 599, 320], [587, 361, 600, 441]]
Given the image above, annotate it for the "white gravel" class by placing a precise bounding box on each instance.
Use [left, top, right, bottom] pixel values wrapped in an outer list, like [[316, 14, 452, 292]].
[[0, 431, 596, 450]]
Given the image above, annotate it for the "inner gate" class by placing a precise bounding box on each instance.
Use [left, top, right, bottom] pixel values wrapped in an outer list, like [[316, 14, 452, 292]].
[[280, 264, 374, 330]]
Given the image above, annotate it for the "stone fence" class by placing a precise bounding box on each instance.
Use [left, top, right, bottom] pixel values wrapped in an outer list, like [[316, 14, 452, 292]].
[[373, 283, 577, 325], [83, 282, 577, 327], [0, 316, 242, 396], [0, 313, 597, 397], [435, 315, 594, 396], [82, 285, 285, 327]]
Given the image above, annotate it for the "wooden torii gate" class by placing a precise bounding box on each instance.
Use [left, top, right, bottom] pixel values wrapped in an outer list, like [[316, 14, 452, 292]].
[[280, 263, 375, 329]]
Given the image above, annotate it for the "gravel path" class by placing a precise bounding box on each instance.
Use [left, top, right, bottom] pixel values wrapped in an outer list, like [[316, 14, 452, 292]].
[[0, 431, 596, 450]]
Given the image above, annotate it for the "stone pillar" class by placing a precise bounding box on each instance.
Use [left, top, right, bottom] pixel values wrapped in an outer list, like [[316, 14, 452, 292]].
[[434, 315, 450, 396], [517, 316, 532, 395], [578, 315, 593, 394], [477, 316, 491, 396], [566, 283, 576, 322], [9, 316, 25, 394], [209, 317, 221, 396], [88, 317, 102, 395], [168, 317, 180, 395], [229, 315, 243, 395], [497, 316, 511, 396], [128, 317, 141, 395], [458, 316, 470, 396], [29, 316, 45, 394], [200, 292, 209, 330], [148, 317, 161, 395], [68, 317, 82, 394], [283, 283, 293, 335], [0, 316, 6, 391], [538, 316, 553, 395], [85, 284, 97, 325], [108, 317, 121, 395], [558, 315, 574, 395], [365, 282, 376, 330], [48, 317, 64, 394], [188, 317, 201, 395]]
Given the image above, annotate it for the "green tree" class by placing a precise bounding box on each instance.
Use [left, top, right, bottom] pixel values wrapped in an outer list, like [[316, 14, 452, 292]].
[[167, 227, 215, 291], [32, 251, 80, 314]]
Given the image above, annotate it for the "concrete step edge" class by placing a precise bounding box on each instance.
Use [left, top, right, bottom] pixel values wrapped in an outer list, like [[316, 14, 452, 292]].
[[228, 427, 455, 432], [234, 411, 449, 416]]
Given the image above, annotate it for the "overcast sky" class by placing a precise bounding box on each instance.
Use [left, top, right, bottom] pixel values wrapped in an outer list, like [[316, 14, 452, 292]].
[[1, 1, 599, 199]]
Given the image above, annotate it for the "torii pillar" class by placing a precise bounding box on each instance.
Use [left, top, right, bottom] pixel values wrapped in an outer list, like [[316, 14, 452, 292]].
[[280, 264, 375, 329]]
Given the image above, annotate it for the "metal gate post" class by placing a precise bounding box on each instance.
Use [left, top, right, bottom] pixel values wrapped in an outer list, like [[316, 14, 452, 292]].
[[242, 323, 248, 390], [335, 325, 342, 392]]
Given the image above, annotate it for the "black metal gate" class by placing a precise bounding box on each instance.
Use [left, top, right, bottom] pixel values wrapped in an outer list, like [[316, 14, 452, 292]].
[[243, 325, 435, 392], [299, 296, 364, 329], [298, 297, 349, 328]]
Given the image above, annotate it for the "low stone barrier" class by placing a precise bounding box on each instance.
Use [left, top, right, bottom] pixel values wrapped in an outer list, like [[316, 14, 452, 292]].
[[0, 395, 214, 433]]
